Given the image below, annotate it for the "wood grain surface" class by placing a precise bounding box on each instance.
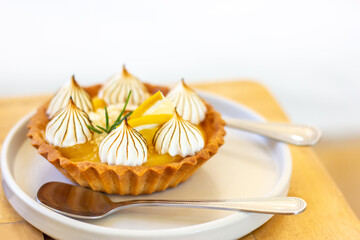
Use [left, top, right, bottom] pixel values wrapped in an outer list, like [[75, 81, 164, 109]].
[[0, 81, 359, 239], [314, 137, 360, 219]]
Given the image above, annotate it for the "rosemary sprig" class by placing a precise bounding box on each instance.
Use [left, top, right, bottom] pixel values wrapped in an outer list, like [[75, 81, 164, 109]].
[[105, 106, 109, 131], [87, 90, 132, 134], [108, 91, 132, 132], [87, 125, 103, 134]]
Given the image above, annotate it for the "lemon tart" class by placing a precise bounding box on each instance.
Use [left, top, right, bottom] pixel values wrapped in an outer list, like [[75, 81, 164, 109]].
[[28, 76, 225, 195]]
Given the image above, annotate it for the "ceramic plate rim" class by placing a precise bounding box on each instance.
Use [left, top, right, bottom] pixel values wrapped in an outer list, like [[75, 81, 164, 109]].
[[1, 91, 292, 239]]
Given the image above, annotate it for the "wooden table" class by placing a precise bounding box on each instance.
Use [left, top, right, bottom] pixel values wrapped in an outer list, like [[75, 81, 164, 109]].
[[1, 81, 360, 239]]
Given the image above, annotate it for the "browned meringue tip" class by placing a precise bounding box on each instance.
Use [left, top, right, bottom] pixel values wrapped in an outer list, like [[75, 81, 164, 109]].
[[65, 97, 89, 116], [173, 107, 182, 119], [122, 65, 131, 77], [180, 78, 193, 91], [67, 97, 77, 109], [68, 96, 74, 104], [123, 117, 132, 128], [70, 75, 80, 87]]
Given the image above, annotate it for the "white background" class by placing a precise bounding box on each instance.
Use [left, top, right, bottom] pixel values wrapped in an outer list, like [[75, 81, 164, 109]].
[[1, 0, 360, 137]]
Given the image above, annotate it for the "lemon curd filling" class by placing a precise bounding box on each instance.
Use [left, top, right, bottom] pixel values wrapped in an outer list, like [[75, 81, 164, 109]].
[[57, 124, 206, 167]]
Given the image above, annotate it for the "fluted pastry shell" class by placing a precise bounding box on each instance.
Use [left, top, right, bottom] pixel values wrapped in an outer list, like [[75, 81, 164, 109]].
[[27, 84, 225, 195]]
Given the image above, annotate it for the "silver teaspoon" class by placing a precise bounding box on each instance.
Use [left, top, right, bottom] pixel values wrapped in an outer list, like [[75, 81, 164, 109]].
[[224, 117, 321, 146], [36, 182, 307, 219]]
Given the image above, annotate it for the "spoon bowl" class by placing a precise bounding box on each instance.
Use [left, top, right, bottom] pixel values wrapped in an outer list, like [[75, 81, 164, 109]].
[[37, 181, 115, 218]]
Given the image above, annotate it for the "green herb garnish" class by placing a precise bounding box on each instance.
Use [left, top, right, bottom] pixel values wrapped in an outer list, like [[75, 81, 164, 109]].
[[87, 90, 132, 134]]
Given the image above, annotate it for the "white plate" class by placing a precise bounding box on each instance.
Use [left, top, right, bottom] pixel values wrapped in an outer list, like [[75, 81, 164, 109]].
[[1, 92, 292, 240]]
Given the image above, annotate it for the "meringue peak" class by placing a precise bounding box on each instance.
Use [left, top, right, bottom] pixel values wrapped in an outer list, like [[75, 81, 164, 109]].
[[99, 119, 148, 166], [98, 66, 150, 106], [153, 109, 204, 157], [166, 79, 207, 125], [180, 78, 192, 91], [173, 107, 183, 119], [46, 98, 93, 147], [67, 96, 76, 108], [122, 65, 131, 78], [46, 76, 93, 117], [71, 75, 83, 89]]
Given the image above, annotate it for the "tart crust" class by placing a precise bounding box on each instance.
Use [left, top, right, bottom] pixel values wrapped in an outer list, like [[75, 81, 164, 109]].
[[27, 84, 226, 195]]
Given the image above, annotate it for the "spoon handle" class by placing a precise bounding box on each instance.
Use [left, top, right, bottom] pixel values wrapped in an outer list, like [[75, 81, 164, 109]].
[[115, 197, 306, 215], [224, 117, 321, 146]]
